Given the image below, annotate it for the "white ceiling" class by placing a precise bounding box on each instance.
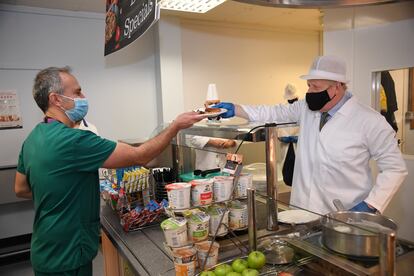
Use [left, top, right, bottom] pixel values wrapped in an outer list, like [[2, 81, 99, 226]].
[[1, 0, 413, 31], [160, 1, 322, 31], [0, 0, 322, 31]]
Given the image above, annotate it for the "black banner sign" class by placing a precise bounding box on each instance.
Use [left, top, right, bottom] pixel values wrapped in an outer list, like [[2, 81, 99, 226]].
[[105, 0, 159, 56]]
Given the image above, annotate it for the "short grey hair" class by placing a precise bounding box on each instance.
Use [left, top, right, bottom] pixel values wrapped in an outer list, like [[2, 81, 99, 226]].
[[32, 66, 72, 112], [328, 80, 348, 91]]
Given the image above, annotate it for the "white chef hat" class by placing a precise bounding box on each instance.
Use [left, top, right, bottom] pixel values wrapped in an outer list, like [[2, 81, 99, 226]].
[[300, 55, 349, 83], [284, 84, 298, 100]]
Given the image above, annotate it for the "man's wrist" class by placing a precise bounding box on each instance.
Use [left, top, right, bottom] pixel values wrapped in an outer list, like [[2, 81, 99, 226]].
[[168, 121, 180, 136]]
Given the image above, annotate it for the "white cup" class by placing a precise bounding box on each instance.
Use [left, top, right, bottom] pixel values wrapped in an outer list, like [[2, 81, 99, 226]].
[[206, 83, 219, 103]]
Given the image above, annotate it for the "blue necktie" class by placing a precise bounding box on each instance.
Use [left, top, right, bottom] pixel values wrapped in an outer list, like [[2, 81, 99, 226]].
[[319, 112, 329, 131]]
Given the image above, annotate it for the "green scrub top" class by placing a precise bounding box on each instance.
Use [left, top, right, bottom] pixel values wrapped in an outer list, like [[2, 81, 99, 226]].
[[17, 121, 116, 273]]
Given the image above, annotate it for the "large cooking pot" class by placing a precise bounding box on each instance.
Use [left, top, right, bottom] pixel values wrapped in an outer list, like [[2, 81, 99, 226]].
[[321, 210, 398, 257]]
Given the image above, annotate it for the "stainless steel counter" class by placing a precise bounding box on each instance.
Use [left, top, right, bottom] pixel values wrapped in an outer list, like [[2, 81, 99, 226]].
[[101, 203, 175, 275], [99, 199, 280, 275]]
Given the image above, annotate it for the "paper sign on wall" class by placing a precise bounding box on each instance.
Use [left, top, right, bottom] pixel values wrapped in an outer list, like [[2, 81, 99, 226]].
[[0, 90, 23, 129]]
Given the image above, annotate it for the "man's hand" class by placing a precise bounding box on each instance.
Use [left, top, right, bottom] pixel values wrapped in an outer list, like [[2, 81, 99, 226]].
[[212, 102, 235, 118], [171, 112, 206, 130], [208, 139, 236, 149], [223, 139, 236, 148]]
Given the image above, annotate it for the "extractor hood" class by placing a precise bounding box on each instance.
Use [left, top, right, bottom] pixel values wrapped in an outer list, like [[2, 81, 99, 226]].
[[234, 0, 407, 8]]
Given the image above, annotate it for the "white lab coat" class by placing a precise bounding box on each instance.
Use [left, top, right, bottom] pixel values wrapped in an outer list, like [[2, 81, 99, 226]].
[[242, 95, 407, 214], [78, 120, 99, 135], [188, 136, 228, 171]]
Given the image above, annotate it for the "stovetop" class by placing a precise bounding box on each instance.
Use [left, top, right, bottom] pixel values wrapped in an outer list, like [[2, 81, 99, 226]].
[[302, 231, 414, 270]]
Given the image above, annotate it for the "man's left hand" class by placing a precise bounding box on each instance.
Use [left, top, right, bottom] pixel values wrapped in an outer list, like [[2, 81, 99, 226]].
[[349, 201, 377, 213]]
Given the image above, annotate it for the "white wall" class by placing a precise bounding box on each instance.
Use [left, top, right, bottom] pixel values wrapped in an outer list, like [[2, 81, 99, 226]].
[[0, 5, 159, 166], [180, 20, 320, 109], [324, 10, 414, 242], [154, 17, 185, 124]]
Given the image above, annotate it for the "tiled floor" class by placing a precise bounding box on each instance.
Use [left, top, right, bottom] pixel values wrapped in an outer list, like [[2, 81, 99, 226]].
[[0, 249, 104, 276]]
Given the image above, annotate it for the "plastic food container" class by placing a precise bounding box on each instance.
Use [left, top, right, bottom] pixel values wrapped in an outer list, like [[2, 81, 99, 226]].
[[229, 200, 248, 230], [195, 240, 220, 270], [190, 179, 214, 206], [213, 176, 234, 202], [172, 246, 198, 276], [234, 173, 253, 198], [161, 217, 188, 247], [187, 212, 210, 242], [206, 204, 229, 237], [242, 163, 267, 193], [166, 182, 191, 209], [179, 171, 222, 182]]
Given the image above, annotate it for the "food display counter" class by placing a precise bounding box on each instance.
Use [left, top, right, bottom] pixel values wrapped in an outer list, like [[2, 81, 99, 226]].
[[100, 197, 276, 276], [101, 202, 174, 276], [100, 120, 414, 276], [101, 197, 414, 276]]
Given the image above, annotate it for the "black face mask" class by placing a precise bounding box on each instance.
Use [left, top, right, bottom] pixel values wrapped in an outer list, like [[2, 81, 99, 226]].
[[306, 90, 331, 111], [287, 98, 298, 104]]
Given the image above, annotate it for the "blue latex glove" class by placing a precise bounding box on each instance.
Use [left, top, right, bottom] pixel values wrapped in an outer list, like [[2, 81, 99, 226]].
[[278, 136, 298, 144], [212, 102, 235, 118], [349, 201, 377, 213]]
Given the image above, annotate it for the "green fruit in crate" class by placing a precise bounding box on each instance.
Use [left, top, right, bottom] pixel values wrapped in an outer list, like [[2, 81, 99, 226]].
[[242, 268, 259, 276], [231, 258, 248, 273], [214, 264, 233, 276], [226, 272, 242, 276], [247, 251, 266, 270], [200, 271, 216, 276]]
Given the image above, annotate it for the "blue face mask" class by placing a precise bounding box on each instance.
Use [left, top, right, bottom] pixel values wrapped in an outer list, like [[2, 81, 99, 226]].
[[59, 94, 89, 122]]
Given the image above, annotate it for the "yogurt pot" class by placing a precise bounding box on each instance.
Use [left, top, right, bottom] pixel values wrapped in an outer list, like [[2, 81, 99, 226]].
[[166, 182, 191, 210], [195, 240, 220, 270], [234, 173, 253, 198], [229, 200, 248, 230], [213, 176, 234, 202], [206, 204, 229, 237], [172, 246, 198, 276], [190, 179, 214, 206], [187, 212, 210, 242], [161, 217, 188, 247]]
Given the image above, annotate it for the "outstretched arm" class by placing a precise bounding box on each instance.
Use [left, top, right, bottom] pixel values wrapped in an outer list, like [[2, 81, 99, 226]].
[[103, 112, 206, 168]]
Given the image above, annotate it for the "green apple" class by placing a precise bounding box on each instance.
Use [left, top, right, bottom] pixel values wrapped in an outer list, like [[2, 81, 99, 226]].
[[214, 264, 233, 276], [231, 258, 248, 273], [200, 271, 216, 276], [242, 268, 259, 276], [226, 272, 242, 276], [247, 251, 266, 270]]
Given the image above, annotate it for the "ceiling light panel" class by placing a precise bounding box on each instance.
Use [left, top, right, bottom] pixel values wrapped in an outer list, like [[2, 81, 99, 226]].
[[159, 0, 226, 13]]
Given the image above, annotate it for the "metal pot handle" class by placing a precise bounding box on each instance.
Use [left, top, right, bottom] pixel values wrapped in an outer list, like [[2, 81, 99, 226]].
[[333, 199, 346, 211]]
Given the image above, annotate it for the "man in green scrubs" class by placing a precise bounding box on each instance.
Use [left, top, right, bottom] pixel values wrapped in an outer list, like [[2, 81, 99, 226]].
[[14, 67, 205, 275]]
